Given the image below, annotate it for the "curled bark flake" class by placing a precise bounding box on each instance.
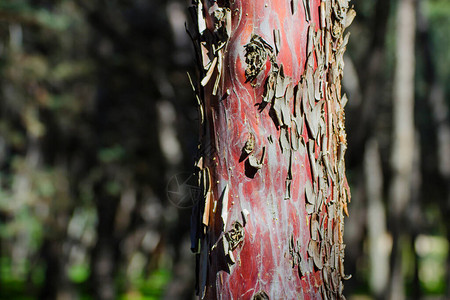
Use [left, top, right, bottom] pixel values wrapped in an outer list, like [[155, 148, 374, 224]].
[[320, 2, 326, 29], [241, 209, 250, 226], [272, 101, 284, 126], [339, 244, 352, 280], [202, 167, 212, 228], [305, 101, 322, 139], [314, 66, 325, 101], [253, 291, 270, 300], [187, 72, 205, 124], [306, 70, 315, 108], [220, 184, 229, 231], [273, 29, 281, 55], [247, 146, 265, 171], [244, 133, 255, 154], [200, 42, 211, 70], [331, 20, 342, 39], [305, 180, 314, 205], [307, 240, 323, 269], [281, 88, 293, 127], [225, 221, 245, 251], [285, 150, 293, 200], [302, 0, 311, 22], [311, 213, 319, 241], [201, 56, 217, 86], [344, 8, 356, 29], [333, 0, 349, 22], [291, 0, 298, 14], [341, 93, 348, 107], [323, 151, 336, 183], [262, 71, 277, 103], [308, 140, 318, 181], [197, 0, 207, 34], [225, 8, 232, 36], [285, 179, 292, 200], [306, 203, 315, 215], [212, 49, 224, 95], [248, 155, 262, 169], [307, 25, 315, 56], [291, 116, 302, 151], [279, 127, 291, 152], [275, 65, 288, 98], [315, 29, 324, 65]]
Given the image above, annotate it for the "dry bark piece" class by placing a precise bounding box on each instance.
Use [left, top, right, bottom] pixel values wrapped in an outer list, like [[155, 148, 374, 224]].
[[253, 291, 269, 300], [291, 0, 298, 14], [320, 2, 326, 29], [244, 133, 256, 154], [311, 213, 320, 241], [201, 56, 217, 86], [307, 240, 323, 269], [345, 8, 356, 29], [302, 0, 311, 22], [306, 70, 315, 108], [248, 155, 261, 169], [197, 0, 207, 34], [221, 184, 229, 231], [275, 65, 288, 98], [319, 216, 326, 239], [263, 71, 277, 103], [213, 49, 223, 95], [241, 209, 250, 226], [273, 29, 281, 55], [307, 25, 315, 57], [279, 127, 290, 152], [314, 66, 325, 100], [273, 98, 284, 127], [341, 93, 348, 107], [225, 221, 245, 251], [305, 180, 314, 204], [247, 146, 266, 170], [291, 116, 302, 151], [308, 140, 318, 180], [244, 34, 274, 83], [306, 203, 315, 215], [285, 180, 292, 200], [202, 167, 212, 227]]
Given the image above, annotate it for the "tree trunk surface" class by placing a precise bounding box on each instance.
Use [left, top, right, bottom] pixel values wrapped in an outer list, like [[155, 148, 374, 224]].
[[190, 0, 354, 298]]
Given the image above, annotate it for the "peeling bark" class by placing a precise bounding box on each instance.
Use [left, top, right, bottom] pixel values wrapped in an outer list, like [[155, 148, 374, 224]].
[[189, 0, 353, 298]]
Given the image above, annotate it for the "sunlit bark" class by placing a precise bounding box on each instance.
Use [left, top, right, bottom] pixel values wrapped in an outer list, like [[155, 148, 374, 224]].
[[190, 0, 354, 298]]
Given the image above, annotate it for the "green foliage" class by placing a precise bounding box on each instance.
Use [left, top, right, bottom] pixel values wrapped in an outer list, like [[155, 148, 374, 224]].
[[0, 0, 447, 299], [427, 0, 450, 93]]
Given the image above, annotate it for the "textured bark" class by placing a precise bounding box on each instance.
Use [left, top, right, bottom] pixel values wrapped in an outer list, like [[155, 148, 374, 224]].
[[189, 0, 353, 298], [387, 0, 416, 299]]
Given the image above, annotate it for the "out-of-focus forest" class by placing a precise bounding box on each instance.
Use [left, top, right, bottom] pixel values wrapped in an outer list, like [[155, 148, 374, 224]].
[[0, 0, 448, 299]]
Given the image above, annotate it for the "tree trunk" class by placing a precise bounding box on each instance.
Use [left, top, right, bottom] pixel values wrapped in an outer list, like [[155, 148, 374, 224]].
[[417, 6, 450, 297], [387, 0, 416, 299], [189, 0, 354, 298], [364, 138, 389, 299]]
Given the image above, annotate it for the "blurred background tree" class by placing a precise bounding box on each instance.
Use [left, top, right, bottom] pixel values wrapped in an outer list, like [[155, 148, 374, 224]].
[[0, 0, 448, 299]]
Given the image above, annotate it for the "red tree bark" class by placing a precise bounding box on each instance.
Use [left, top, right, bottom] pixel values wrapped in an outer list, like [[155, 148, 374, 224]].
[[190, 0, 354, 298]]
